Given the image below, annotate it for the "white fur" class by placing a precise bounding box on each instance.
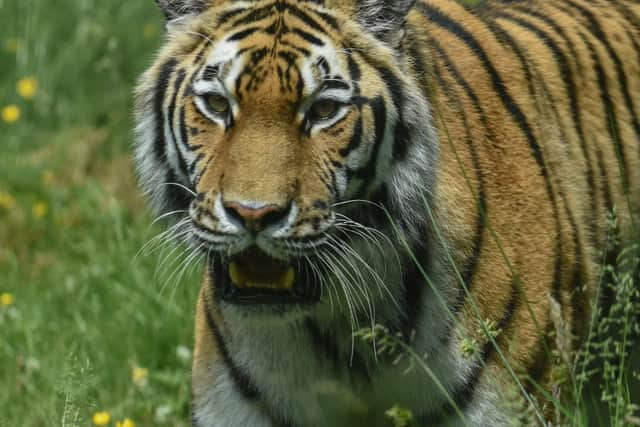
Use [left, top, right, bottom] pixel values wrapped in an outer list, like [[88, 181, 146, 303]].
[[193, 368, 271, 427]]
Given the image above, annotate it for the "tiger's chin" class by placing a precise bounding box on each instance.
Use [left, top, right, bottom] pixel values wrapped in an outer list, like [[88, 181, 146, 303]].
[[209, 246, 322, 313]]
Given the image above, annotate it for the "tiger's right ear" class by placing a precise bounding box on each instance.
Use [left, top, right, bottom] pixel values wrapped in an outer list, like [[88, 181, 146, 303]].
[[156, 0, 208, 21]]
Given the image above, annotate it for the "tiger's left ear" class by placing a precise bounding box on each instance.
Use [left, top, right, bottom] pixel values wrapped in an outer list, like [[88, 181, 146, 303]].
[[156, 0, 209, 21], [355, 0, 416, 44]]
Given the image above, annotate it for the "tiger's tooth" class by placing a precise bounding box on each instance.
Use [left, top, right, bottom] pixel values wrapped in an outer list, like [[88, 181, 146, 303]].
[[281, 267, 295, 290], [229, 262, 247, 288]]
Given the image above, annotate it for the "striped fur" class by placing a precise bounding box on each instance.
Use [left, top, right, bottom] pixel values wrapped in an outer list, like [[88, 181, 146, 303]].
[[134, 0, 640, 425]]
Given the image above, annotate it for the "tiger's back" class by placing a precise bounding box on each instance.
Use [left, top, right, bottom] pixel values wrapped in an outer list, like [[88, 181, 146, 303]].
[[413, 0, 640, 396], [134, 0, 640, 425]]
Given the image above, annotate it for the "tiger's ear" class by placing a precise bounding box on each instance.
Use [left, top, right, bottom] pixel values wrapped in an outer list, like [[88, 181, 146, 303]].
[[355, 0, 416, 44], [156, 0, 208, 21]]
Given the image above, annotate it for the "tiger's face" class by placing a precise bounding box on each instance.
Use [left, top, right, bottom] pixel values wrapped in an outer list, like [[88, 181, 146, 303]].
[[135, 0, 436, 311]]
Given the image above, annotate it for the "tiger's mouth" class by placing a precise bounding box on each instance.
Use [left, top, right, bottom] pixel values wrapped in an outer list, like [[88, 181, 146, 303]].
[[210, 247, 320, 305]]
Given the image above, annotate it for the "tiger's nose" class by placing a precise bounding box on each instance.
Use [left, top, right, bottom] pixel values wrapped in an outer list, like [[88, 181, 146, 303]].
[[223, 200, 292, 232]]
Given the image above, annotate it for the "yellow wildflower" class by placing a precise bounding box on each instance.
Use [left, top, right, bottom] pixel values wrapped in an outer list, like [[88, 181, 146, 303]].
[[116, 418, 135, 427], [17, 76, 37, 100], [0, 293, 15, 306], [4, 38, 20, 54], [32, 201, 48, 219], [0, 192, 15, 210], [143, 24, 158, 39], [92, 411, 111, 426], [131, 366, 149, 387], [1, 105, 20, 123], [41, 170, 54, 186]]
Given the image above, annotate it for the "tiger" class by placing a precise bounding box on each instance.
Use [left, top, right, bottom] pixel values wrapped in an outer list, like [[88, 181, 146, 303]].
[[133, 0, 640, 425]]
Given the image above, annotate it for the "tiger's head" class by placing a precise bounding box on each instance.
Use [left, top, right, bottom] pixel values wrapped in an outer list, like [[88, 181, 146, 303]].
[[135, 0, 437, 315]]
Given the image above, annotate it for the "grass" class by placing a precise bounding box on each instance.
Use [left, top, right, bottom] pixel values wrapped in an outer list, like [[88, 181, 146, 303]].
[[1, 1, 197, 425], [0, 1, 638, 426]]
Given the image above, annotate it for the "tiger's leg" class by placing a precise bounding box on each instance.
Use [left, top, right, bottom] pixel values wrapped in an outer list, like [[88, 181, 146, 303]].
[[425, 356, 530, 427], [191, 288, 271, 427]]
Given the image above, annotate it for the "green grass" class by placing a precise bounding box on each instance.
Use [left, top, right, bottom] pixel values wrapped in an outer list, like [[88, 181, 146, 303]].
[[1, 1, 197, 425], [0, 1, 638, 426]]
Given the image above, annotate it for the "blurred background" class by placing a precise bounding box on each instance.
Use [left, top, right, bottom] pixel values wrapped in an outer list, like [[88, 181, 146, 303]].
[[0, 1, 638, 427], [1, 1, 197, 425]]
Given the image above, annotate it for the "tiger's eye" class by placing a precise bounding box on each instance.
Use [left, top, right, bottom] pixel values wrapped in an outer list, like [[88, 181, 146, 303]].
[[310, 99, 339, 121], [205, 93, 230, 114]]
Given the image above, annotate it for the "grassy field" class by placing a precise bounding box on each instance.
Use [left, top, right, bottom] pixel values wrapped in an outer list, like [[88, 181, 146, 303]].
[[0, 1, 638, 426], [1, 1, 197, 425]]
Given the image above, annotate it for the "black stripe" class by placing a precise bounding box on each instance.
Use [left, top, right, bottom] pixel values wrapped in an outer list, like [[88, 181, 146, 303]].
[[167, 69, 190, 179], [505, 0, 588, 379], [417, 2, 564, 321], [491, 10, 606, 247], [488, 9, 585, 365], [202, 288, 260, 400], [229, 3, 332, 36], [397, 237, 429, 342], [425, 8, 572, 406], [179, 106, 193, 178], [280, 40, 312, 57], [372, 66, 409, 163], [204, 269, 299, 427], [229, 4, 276, 27], [317, 159, 334, 197], [306, 7, 340, 30], [292, 27, 324, 45], [202, 65, 220, 81], [228, 26, 261, 41], [494, 7, 598, 201], [612, 19, 640, 87], [321, 78, 349, 91], [416, 4, 548, 183], [287, 4, 330, 34], [154, 59, 191, 211], [492, 10, 590, 166], [594, 144, 614, 212], [609, 0, 640, 38], [165, 169, 191, 210], [430, 41, 487, 309], [569, 260, 588, 342], [352, 96, 387, 198], [217, 7, 249, 25], [511, 3, 611, 231], [573, 27, 630, 198], [189, 152, 205, 178], [347, 53, 361, 95], [408, 38, 430, 95], [487, 11, 585, 303], [192, 40, 212, 66], [153, 59, 178, 165], [316, 55, 330, 75], [339, 116, 363, 158], [563, 0, 639, 190], [509, 4, 584, 75], [427, 51, 492, 421]]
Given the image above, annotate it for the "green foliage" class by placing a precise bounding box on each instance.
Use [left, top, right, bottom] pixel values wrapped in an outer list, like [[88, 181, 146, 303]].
[[570, 208, 640, 427], [385, 405, 415, 427], [0, 1, 198, 425]]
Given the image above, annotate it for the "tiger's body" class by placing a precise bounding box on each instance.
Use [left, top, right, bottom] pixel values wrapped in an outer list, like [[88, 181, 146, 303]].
[[134, 0, 640, 425]]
